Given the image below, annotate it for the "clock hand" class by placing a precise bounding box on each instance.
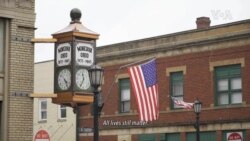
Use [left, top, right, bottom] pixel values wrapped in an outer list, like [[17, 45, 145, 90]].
[[64, 78, 69, 87], [80, 73, 85, 87]]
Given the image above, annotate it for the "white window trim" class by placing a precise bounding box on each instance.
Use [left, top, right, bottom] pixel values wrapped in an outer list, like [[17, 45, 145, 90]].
[[38, 99, 47, 121], [119, 78, 131, 113], [58, 105, 67, 119]]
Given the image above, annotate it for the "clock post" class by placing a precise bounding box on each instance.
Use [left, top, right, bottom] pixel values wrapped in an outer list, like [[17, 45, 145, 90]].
[[52, 8, 99, 107]]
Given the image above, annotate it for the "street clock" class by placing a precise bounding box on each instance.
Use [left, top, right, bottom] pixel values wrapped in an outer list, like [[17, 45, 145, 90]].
[[54, 41, 95, 93], [52, 8, 99, 106]]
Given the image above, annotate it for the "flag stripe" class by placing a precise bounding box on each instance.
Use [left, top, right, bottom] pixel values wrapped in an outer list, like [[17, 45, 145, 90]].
[[139, 67, 152, 121], [136, 66, 149, 121], [135, 66, 148, 121], [150, 85, 158, 120], [129, 67, 144, 120], [149, 86, 157, 120], [128, 59, 159, 121]]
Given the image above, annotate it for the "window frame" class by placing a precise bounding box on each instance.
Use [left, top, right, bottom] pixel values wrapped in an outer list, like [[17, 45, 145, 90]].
[[215, 64, 242, 106], [170, 71, 184, 109], [0, 18, 5, 74], [0, 18, 6, 98], [119, 78, 130, 113], [138, 134, 156, 141], [186, 131, 216, 141], [58, 105, 67, 119], [0, 18, 9, 141], [38, 99, 47, 121], [165, 133, 181, 141]]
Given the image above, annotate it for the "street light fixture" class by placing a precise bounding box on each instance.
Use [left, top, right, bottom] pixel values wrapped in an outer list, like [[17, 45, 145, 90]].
[[88, 64, 104, 141], [194, 99, 202, 141]]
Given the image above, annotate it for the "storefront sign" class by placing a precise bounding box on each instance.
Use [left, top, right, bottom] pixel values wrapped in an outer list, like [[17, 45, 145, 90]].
[[227, 132, 243, 141], [34, 130, 50, 141], [75, 43, 94, 66], [56, 43, 71, 66]]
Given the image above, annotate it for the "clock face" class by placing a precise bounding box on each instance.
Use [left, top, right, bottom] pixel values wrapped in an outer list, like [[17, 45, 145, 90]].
[[58, 69, 71, 90], [75, 68, 90, 90]]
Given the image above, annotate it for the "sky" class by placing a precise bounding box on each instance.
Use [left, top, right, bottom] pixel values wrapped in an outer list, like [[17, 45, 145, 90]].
[[34, 0, 250, 62]]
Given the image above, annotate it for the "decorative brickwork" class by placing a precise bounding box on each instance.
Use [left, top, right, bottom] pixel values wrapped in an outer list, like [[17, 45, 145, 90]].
[[0, 1, 35, 141], [80, 19, 250, 141]]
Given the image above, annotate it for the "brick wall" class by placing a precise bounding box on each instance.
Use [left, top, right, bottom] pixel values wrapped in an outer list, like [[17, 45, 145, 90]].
[[1, 1, 35, 140], [80, 19, 250, 141], [8, 18, 34, 141], [81, 45, 250, 126]]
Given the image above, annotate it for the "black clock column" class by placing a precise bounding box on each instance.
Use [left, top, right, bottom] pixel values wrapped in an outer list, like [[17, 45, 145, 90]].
[[51, 8, 100, 141]]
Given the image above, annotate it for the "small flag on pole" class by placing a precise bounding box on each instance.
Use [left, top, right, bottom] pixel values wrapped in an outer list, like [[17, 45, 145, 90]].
[[171, 96, 194, 109], [128, 59, 159, 121]]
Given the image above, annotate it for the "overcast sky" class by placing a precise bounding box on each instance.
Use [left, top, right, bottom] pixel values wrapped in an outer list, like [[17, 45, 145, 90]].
[[34, 0, 250, 62]]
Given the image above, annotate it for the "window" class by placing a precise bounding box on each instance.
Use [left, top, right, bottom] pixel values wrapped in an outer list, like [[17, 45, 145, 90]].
[[170, 72, 184, 108], [39, 99, 47, 121], [0, 19, 6, 98], [0, 18, 7, 140], [0, 18, 5, 73], [58, 105, 67, 119], [0, 79, 3, 96], [215, 64, 242, 105], [160, 134, 166, 141], [139, 134, 156, 141], [119, 78, 130, 113], [166, 133, 181, 141], [187, 131, 216, 141]]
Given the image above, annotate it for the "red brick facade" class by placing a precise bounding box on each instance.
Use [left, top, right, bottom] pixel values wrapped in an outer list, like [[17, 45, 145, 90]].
[[79, 19, 250, 141]]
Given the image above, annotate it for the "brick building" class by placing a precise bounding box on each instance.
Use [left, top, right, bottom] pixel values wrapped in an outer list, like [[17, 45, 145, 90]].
[[80, 17, 250, 141], [0, 0, 35, 140]]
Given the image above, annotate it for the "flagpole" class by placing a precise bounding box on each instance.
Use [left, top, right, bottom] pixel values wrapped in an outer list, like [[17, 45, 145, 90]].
[[119, 57, 156, 69], [103, 56, 156, 104]]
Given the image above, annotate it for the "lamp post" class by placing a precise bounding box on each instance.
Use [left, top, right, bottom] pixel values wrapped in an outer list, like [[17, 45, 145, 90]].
[[88, 64, 104, 141], [194, 99, 202, 141]]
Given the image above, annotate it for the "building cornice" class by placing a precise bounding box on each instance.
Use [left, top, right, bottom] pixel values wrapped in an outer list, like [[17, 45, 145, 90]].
[[97, 29, 250, 66], [0, 7, 35, 22]]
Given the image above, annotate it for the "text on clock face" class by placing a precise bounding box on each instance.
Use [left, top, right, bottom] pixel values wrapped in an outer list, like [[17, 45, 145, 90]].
[[75, 43, 94, 66], [61, 53, 68, 58], [77, 59, 92, 64], [58, 45, 70, 52], [77, 45, 92, 53], [57, 43, 71, 66]]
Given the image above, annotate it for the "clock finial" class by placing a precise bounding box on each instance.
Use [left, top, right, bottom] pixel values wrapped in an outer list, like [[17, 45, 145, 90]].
[[70, 8, 82, 24]]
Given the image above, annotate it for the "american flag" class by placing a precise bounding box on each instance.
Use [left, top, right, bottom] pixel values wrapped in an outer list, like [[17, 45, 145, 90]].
[[128, 59, 159, 121], [171, 96, 194, 109]]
